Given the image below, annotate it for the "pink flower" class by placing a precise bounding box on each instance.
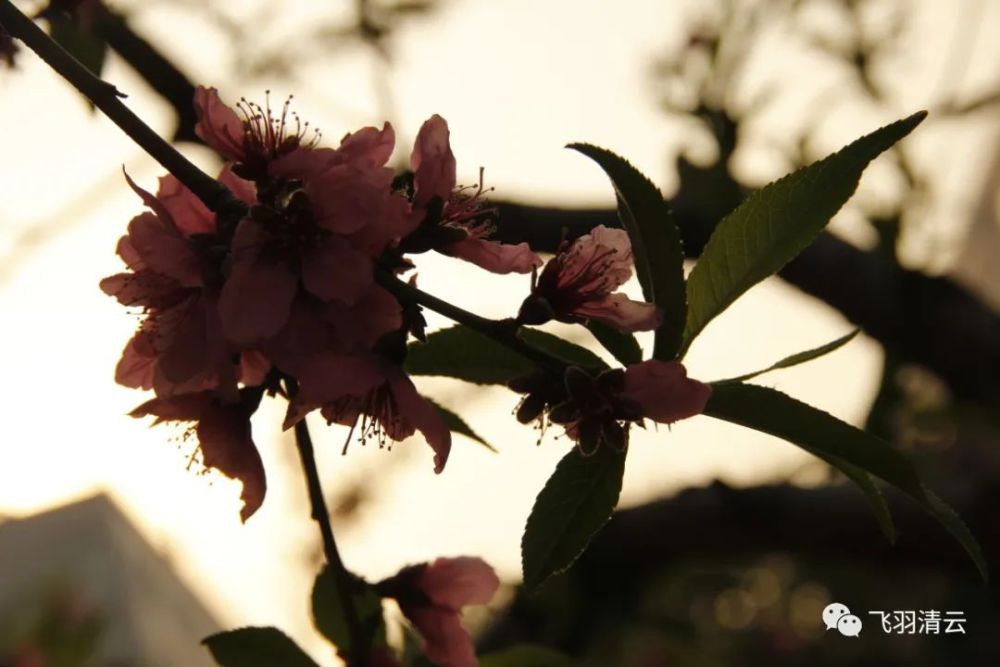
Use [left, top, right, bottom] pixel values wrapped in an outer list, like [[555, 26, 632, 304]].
[[262, 285, 403, 377], [379, 557, 500, 667], [194, 87, 322, 179], [130, 390, 266, 521], [287, 353, 451, 473], [520, 225, 662, 332], [196, 95, 411, 346], [270, 121, 397, 183], [621, 359, 711, 425], [215, 180, 408, 345], [410, 115, 541, 275], [101, 171, 261, 397], [523, 361, 710, 455]]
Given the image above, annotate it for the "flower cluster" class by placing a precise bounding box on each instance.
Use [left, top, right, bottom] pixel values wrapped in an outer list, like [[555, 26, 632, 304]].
[[100, 85, 714, 667], [513, 224, 710, 453], [103, 88, 539, 521], [102, 86, 711, 524]]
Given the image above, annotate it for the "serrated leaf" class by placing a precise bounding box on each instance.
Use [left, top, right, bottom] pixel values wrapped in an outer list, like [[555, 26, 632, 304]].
[[814, 452, 896, 544], [568, 143, 686, 360], [425, 398, 497, 451], [312, 567, 386, 656], [405, 326, 606, 386], [704, 382, 986, 580], [480, 645, 573, 667], [586, 320, 642, 365], [519, 327, 608, 369], [681, 112, 927, 357], [522, 445, 626, 590], [203, 627, 319, 667], [714, 330, 859, 384], [405, 326, 534, 384]]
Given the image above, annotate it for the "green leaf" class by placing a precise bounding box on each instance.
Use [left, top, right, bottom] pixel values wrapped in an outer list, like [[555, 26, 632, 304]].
[[405, 326, 606, 386], [425, 398, 497, 451], [49, 18, 107, 79], [815, 452, 896, 544], [520, 327, 608, 369], [704, 383, 987, 580], [714, 330, 859, 384], [680, 112, 927, 357], [480, 645, 574, 667], [568, 144, 686, 360], [312, 567, 386, 656], [522, 445, 626, 590], [203, 627, 319, 667], [585, 321, 642, 366], [405, 325, 534, 384]]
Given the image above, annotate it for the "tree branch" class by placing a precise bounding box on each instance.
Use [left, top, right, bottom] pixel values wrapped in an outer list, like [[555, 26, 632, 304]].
[[0, 1, 234, 214], [91, 4, 201, 143], [479, 479, 1000, 650]]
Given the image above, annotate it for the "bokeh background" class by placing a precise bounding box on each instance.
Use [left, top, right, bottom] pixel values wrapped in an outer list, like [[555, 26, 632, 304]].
[[1, 0, 999, 665]]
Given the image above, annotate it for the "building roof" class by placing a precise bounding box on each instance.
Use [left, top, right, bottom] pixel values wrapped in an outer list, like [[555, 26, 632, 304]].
[[0, 494, 222, 666]]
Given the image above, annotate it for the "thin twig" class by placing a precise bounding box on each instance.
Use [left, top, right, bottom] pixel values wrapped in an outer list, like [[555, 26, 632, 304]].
[[374, 267, 567, 375], [0, 0, 237, 214], [289, 386, 367, 665]]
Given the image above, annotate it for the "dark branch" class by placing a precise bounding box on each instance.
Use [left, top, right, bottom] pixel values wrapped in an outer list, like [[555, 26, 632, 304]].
[[480, 480, 1000, 650], [0, 0, 233, 214], [92, 5, 201, 143]]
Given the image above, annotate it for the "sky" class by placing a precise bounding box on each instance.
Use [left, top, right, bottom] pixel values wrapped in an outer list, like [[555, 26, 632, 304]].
[[0, 0, 998, 664]]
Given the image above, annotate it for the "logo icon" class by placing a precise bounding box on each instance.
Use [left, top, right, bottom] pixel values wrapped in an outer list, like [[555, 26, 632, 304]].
[[823, 602, 863, 637]]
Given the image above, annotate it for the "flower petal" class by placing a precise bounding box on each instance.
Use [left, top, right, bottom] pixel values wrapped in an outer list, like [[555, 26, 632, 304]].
[[218, 165, 258, 203], [267, 145, 335, 181], [346, 192, 418, 256], [563, 225, 634, 290], [129, 393, 210, 423], [335, 284, 403, 351], [300, 235, 373, 304], [621, 360, 711, 424], [239, 350, 271, 386], [262, 299, 341, 376], [389, 373, 452, 473], [194, 86, 245, 161], [403, 607, 477, 667], [574, 293, 663, 332], [418, 557, 500, 609], [411, 115, 457, 208], [339, 122, 395, 168], [196, 403, 267, 522], [131, 393, 266, 520], [126, 213, 202, 287], [155, 296, 212, 383], [114, 331, 156, 390], [288, 353, 385, 429], [157, 174, 216, 236], [306, 167, 395, 236], [115, 235, 144, 270], [99, 270, 183, 308], [444, 238, 542, 274], [218, 222, 298, 344]]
